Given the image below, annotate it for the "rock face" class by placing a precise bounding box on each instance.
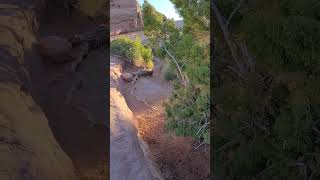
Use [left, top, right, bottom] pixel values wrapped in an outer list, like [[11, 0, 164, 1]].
[[110, 0, 143, 35], [0, 1, 77, 180], [110, 57, 163, 180]]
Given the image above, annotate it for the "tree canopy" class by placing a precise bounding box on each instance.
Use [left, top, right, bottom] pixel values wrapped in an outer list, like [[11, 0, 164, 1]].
[[213, 0, 320, 179], [142, 0, 210, 143]]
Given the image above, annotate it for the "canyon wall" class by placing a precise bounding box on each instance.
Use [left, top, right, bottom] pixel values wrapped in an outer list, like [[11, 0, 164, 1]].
[[0, 1, 77, 179], [110, 0, 143, 35]]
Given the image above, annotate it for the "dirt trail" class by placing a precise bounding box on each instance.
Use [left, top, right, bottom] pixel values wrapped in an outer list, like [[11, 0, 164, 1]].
[[121, 58, 210, 180]]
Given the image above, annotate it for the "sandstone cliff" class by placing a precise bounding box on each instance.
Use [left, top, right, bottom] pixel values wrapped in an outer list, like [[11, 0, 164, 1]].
[[110, 0, 143, 35], [0, 0, 77, 179]]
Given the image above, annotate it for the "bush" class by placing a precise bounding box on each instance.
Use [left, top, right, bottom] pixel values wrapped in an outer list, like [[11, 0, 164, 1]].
[[163, 34, 210, 143], [111, 36, 154, 69], [164, 67, 177, 81], [213, 0, 320, 179], [142, 1, 210, 144], [141, 48, 154, 69]]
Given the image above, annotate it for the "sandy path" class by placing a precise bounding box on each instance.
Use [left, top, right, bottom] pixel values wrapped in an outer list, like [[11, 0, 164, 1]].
[[120, 58, 210, 180]]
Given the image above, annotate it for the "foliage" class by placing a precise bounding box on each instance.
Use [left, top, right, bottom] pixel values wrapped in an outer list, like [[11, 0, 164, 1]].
[[164, 65, 177, 81], [142, 0, 179, 48], [213, 0, 320, 179], [111, 36, 154, 69], [170, 0, 210, 34], [78, 0, 107, 17], [142, 1, 210, 143]]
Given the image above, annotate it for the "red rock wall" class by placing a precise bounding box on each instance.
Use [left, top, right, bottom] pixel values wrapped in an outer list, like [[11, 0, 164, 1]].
[[110, 0, 143, 35], [0, 1, 77, 179]]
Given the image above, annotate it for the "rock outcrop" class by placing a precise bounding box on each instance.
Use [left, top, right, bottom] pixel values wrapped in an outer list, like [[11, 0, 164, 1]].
[[110, 0, 143, 35], [110, 57, 163, 180], [0, 1, 77, 179]]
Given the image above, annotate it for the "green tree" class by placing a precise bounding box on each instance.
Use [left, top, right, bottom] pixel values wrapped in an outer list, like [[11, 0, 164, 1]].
[[142, 0, 178, 48], [142, 1, 210, 143], [213, 0, 320, 179]]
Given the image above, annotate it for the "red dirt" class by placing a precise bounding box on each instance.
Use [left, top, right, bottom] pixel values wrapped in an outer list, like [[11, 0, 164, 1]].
[[121, 58, 210, 180]]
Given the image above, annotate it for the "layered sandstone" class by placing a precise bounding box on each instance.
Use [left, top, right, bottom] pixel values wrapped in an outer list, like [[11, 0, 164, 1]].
[[0, 1, 76, 179], [110, 0, 143, 35]]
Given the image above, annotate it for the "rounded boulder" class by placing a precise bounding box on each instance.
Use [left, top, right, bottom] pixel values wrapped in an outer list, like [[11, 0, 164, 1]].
[[121, 73, 133, 82], [37, 36, 73, 63]]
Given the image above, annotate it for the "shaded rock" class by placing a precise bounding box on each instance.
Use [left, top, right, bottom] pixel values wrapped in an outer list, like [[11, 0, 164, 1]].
[[37, 36, 74, 63], [0, 1, 77, 179], [121, 72, 133, 82]]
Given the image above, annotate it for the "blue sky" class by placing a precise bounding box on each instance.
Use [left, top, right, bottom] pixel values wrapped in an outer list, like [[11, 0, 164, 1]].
[[138, 0, 182, 20]]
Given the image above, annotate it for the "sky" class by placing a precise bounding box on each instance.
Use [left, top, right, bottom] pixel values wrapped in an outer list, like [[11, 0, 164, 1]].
[[138, 0, 182, 20]]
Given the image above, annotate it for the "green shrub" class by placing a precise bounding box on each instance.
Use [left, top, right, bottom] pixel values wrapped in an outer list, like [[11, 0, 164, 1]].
[[142, 1, 210, 144], [164, 67, 177, 81], [213, 0, 320, 179], [111, 36, 153, 68], [141, 48, 154, 69]]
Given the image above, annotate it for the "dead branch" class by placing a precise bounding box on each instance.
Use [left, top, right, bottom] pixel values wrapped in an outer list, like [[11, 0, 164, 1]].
[[68, 24, 108, 49], [194, 141, 206, 150], [160, 42, 189, 86], [70, 42, 89, 72], [132, 69, 153, 77], [226, 0, 243, 28], [211, 2, 245, 77]]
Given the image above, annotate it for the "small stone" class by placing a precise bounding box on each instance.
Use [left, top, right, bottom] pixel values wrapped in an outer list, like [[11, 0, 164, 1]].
[[121, 72, 133, 82]]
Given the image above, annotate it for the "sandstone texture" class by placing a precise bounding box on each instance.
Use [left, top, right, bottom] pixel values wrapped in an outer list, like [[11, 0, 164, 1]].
[[110, 0, 143, 35], [110, 56, 163, 180], [0, 1, 77, 180]]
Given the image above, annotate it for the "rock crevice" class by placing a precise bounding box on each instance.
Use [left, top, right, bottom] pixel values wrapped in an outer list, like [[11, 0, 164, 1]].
[[0, 1, 77, 179]]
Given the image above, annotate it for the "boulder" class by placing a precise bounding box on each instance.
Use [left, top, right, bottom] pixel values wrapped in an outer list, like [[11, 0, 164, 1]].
[[37, 36, 74, 63], [110, 0, 143, 35], [121, 72, 133, 82]]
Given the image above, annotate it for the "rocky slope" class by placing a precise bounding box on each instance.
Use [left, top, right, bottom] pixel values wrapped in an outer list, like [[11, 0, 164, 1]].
[[110, 0, 143, 35]]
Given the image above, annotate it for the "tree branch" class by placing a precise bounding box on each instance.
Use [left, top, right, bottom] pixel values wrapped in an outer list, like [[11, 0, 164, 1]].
[[160, 41, 189, 86], [226, 0, 243, 28], [211, 2, 245, 76]]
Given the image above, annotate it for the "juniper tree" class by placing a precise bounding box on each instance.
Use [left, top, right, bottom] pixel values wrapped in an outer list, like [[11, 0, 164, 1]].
[[213, 0, 320, 179], [142, 0, 210, 143]]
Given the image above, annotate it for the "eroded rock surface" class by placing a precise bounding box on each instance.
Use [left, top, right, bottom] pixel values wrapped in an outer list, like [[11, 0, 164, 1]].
[[110, 56, 163, 180], [0, 1, 76, 179], [110, 0, 143, 35]]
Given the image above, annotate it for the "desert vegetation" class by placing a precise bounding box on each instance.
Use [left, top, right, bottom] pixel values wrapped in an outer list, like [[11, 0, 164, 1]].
[[111, 36, 154, 69], [213, 0, 320, 179], [142, 0, 210, 143]]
